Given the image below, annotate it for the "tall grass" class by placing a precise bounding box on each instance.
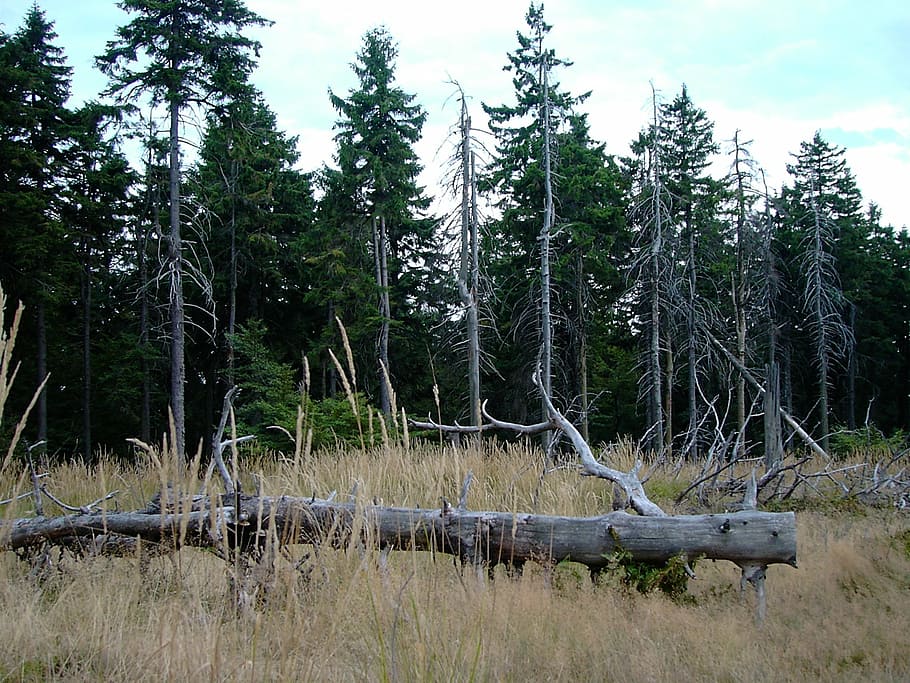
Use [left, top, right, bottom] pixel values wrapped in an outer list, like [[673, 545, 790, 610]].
[[0, 285, 49, 475], [1, 444, 908, 681]]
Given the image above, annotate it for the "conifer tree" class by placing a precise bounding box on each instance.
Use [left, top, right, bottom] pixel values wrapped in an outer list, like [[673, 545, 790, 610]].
[[782, 133, 861, 450], [62, 103, 134, 457], [327, 26, 434, 417], [0, 6, 74, 452], [658, 85, 721, 459], [190, 89, 315, 421], [97, 0, 270, 461], [482, 3, 587, 426]]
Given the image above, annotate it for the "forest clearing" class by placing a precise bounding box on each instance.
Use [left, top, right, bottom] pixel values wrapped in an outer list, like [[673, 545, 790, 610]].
[[2, 1, 909, 680]]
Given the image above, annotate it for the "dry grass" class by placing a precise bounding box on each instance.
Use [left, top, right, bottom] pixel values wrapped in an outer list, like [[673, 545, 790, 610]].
[[1, 443, 908, 682]]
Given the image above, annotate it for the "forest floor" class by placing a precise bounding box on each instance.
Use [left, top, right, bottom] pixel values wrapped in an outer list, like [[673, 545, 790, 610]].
[[0, 444, 908, 682]]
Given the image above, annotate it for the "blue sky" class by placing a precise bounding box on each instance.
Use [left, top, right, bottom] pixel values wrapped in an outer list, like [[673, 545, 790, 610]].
[[2, 0, 908, 227]]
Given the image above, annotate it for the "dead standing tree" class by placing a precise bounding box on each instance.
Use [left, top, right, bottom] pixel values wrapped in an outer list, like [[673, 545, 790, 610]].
[[448, 80, 483, 430], [627, 85, 672, 455]]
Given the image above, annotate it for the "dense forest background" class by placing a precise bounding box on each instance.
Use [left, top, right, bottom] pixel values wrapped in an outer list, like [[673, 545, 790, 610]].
[[1, 2, 908, 462]]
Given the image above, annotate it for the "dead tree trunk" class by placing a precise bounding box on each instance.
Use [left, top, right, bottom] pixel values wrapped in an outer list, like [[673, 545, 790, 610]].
[[649, 88, 666, 455], [455, 87, 481, 429], [2, 495, 797, 575], [167, 96, 186, 464], [539, 54, 555, 448], [373, 215, 391, 417], [764, 362, 784, 468]]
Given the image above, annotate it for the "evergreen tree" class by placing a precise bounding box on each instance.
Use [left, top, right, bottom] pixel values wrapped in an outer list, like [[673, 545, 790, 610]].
[[781, 132, 861, 451], [554, 113, 629, 441], [0, 6, 75, 453], [189, 89, 316, 434], [657, 85, 722, 459], [326, 26, 435, 417], [61, 103, 134, 457], [96, 0, 270, 461], [848, 207, 910, 435], [482, 3, 588, 426]]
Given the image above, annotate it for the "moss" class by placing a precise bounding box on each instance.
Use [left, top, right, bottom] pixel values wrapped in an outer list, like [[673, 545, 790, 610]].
[[893, 528, 910, 561], [763, 495, 868, 516], [602, 528, 697, 603]]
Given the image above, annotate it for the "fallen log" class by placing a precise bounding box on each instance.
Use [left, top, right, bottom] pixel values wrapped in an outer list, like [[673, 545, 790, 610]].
[[3, 494, 797, 572]]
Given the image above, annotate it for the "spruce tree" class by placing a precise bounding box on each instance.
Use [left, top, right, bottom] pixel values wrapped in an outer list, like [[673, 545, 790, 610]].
[[0, 6, 75, 452], [96, 0, 270, 461], [327, 26, 434, 417], [657, 85, 722, 459], [482, 3, 587, 426], [190, 89, 315, 421], [782, 132, 861, 450], [554, 113, 629, 441], [62, 103, 134, 457]]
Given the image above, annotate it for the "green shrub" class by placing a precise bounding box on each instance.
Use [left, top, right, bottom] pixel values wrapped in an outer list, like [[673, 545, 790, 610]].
[[829, 425, 906, 459], [603, 528, 697, 603]]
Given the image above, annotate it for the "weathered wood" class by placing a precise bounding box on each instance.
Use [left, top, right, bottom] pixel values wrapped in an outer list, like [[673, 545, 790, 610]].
[[2, 496, 797, 571]]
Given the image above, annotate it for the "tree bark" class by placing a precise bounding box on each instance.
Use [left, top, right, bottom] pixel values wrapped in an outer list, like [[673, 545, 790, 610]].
[[577, 251, 589, 442], [456, 92, 481, 429], [647, 85, 665, 455], [764, 362, 783, 468], [81, 253, 92, 460], [2, 495, 797, 572], [139, 218, 152, 445], [373, 215, 391, 417], [168, 95, 186, 463], [36, 301, 47, 450], [539, 54, 554, 449], [685, 219, 699, 460]]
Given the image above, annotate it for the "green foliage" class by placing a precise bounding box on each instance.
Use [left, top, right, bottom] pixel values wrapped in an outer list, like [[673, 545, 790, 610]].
[[1, 3, 909, 458], [640, 478, 689, 504], [828, 425, 906, 459], [320, 26, 438, 415], [231, 320, 299, 450], [303, 393, 374, 450], [604, 529, 696, 602], [96, 0, 270, 107], [231, 320, 382, 451], [480, 5, 630, 427]]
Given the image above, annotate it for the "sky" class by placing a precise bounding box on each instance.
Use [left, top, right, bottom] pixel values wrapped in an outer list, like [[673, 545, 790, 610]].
[[2, 0, 909, 228]]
